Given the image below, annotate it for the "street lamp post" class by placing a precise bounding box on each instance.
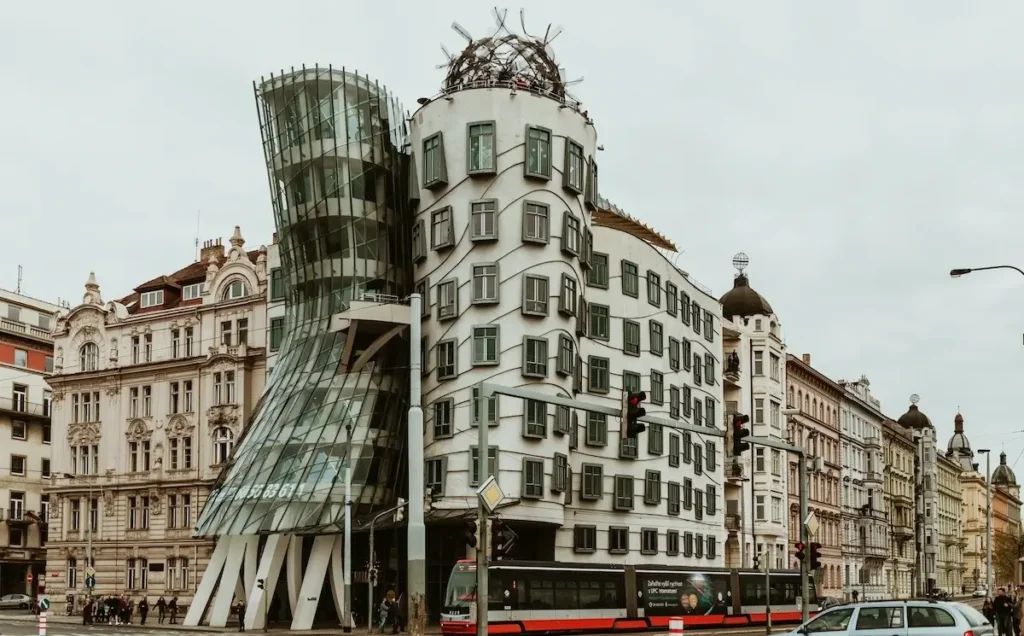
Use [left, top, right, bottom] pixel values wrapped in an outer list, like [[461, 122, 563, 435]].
[[978, 450, 993, 593], [950, 265, 1024, 279]]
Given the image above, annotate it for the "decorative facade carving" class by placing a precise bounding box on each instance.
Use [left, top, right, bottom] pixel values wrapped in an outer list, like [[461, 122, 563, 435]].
[[50, 496, 62, 519], [104, 384, 120, 398], [149, 492, 163, 515], [103, 490, 114, 516], [125, 419, 152, 442], [168, 415, 196, 438], [207, 404, 240, 434], [67, 421, 101, 445]]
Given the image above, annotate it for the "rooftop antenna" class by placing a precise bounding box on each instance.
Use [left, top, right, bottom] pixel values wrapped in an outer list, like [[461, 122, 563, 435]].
[[16, 265, 22, 294], [732, 252, 749, 277], [194, 210, 201, 261]]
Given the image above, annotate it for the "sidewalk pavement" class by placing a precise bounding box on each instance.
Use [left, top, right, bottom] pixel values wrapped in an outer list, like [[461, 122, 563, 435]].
[[0, 612, 442, 635]]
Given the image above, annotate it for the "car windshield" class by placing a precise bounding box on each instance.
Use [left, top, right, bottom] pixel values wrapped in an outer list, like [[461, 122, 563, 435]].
[[803, 607, 855, 632], [955, 602, 990, 627]]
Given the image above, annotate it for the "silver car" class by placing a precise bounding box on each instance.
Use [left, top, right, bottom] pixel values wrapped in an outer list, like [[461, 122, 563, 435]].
[[0, 593, 32, 610], [784, 599, 993, 635]]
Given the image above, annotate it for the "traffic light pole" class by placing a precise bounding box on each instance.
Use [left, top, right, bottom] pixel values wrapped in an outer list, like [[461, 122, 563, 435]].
[[476, 389, 490, 636], [742, 434, 809, 625], [408, 293, 427, 636]]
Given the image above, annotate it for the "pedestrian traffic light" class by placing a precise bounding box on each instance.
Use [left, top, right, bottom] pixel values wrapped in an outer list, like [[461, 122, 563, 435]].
[[810, 542, 822, 570], [463, 520, 478, 548], [732, 413, 751, 456], [621, 391, 647, 438], [394, 497, 406, 523], [794, 541, 806, 563]]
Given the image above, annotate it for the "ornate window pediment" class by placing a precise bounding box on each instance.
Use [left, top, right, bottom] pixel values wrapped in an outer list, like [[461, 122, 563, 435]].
[[126, 419, 152, 442], [167, 415, 195, 439], [67, 422, 101, 445]]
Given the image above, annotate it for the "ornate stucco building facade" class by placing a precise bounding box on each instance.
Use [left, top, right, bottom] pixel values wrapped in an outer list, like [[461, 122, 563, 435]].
[[785, 353, 842, 599], [44, 229, 272, 605], [897, 399, 939, 595], [882, 418, 915, 599], [721, 261, 787, 571], [838, 377, 887, 601], [936, 451, 964, 593]]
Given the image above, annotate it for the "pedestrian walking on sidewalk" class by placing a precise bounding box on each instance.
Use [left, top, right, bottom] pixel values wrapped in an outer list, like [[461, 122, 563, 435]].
[[168, 596, 179, 624], [236, 599, 246, 632], [156, 596, 167, 624], [139, 597, 149, 625]]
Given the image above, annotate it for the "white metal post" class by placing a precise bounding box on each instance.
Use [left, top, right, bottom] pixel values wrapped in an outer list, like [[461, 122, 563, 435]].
[[344, 464, 352, 632], [476, 386, 489, 636], [408, 293, 426, 636]]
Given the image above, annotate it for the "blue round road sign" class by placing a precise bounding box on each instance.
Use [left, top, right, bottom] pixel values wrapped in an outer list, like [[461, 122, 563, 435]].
[[85, 576, 96, 588]]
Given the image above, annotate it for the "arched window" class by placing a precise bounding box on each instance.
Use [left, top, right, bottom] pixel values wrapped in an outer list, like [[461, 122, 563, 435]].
[[223, 279, 250, 301], [812, 398, 817, 417], [214, 427, 234, 464], [80, 342, 99, 372], [804, 395, 810, 412], [67, 557, 78, 588], [788, 386, 794, 407], [797, 390, 803, 410], [819, 403, 825, 421]]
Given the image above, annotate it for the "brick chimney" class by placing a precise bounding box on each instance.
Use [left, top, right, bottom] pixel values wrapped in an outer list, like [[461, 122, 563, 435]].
[[802, 353, 811, 365], [200, 238, 224, 263]]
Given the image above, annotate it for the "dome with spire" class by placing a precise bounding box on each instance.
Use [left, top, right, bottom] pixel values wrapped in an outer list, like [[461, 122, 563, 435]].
[[946, 412, 975, 471], [719, 254, 774, 320], [992, 451, 1017, 486]]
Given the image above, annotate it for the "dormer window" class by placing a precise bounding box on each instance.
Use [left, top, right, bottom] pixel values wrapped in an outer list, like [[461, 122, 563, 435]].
[[224, 280, 249, 300], [182, 283, 203, 301], [140, 290, 163, 309]]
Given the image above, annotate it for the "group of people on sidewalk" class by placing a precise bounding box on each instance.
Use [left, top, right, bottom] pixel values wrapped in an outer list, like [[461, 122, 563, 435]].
[[80, 594, 179, 626], [982, 586, 1024, 636]]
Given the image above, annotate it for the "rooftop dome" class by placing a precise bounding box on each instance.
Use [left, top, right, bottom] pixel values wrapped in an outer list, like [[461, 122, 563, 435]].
[[719, 274, 774, 320], [897, 403, 932, 430], [946, 413, 972, 454], [992, 451, 1017, 486]]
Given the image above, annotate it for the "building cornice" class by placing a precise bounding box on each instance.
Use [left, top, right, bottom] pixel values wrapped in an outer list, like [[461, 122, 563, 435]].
[[786, 354, 844, 400]]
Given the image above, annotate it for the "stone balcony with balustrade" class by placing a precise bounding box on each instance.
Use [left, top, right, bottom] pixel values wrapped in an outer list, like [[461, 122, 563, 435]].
[[0, 316, 53, 343]]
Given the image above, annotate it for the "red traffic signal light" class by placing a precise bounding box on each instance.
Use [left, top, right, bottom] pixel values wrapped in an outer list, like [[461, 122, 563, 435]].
[[794, 541, 806, 562], [810, 542, 822, 570], [731, 413, 751, 455], [621, 391, 647, 438]]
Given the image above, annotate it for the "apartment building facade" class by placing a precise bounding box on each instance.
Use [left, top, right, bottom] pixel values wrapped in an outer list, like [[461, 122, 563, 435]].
[[785, 353, 842, 599], [936, 451, 964, 593], [838, 376, 887, 601], [882, 418, 916, 598], [0, 289, 58, 596], [44, 229, 271, 605], [720, 261, 787, 571]]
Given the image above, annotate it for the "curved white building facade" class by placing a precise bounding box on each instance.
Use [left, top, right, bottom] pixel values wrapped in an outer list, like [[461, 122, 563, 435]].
[[411, 86, 725, 565]]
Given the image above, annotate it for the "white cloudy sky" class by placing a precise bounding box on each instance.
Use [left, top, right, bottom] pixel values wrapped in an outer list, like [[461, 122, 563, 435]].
[[3, 1, 1024, 463]]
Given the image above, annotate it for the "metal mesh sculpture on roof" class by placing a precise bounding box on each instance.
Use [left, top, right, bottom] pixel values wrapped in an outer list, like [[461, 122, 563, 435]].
[[440, 9, 582, 102]]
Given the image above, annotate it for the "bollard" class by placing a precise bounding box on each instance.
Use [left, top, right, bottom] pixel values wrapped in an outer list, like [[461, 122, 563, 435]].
[[669, 616, 684, 636], [38, 610, 47, 636]]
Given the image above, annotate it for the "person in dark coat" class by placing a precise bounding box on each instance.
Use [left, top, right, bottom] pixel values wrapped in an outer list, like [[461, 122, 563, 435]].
[[156, 596, 166, 624], [168, 596, 179, 624], [138, 597, 149, 625], [236, 599, 246, 632], [994, 588, 1014, 636]]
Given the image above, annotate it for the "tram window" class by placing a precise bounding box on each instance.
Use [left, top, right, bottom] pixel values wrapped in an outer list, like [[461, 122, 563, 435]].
[[580, 580, 602, 609], [528, 579, 555, 609], [554, 579, 577, 609]]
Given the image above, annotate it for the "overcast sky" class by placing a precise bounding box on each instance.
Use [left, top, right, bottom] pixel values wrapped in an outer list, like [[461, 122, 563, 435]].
[[3, 1, 1023, 466]]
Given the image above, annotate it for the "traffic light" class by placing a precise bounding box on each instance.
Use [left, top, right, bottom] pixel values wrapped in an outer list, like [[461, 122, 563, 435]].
[[256, 578, 265, 590], [794, 541, 806, 563], [394, 497, 406, 523], [492, 519, 517, 558], [463, 520, 478, 548], [621, 391, 647, 438], [731, 413, 751, 456], [810, 542, 822, 570]]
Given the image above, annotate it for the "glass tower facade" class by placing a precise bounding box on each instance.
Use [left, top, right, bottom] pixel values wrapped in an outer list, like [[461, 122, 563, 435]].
[[195, 67, 411, 537]]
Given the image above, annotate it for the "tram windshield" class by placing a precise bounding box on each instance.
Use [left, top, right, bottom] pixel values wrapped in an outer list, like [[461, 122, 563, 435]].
[[444, 564, 478, 609]]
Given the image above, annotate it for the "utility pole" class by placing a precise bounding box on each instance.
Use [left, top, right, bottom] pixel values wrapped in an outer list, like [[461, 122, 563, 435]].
[[476, 390, 489, 636], [344, 460, 353, 632], [407, 293, 427, 636], [978, 449, 993, 592], [798, 447, 810, 623]]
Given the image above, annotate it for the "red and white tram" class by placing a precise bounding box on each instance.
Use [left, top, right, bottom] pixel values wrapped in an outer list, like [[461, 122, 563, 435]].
[[440, 560, 817, 635]]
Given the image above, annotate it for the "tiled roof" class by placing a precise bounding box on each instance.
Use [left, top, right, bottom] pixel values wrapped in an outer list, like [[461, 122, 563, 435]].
[[116, 249, 262, 314]]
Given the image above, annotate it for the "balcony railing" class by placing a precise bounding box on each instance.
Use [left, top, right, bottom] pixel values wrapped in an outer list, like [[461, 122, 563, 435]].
[[863, 471, 883, 484], [725, 513, 741, 532], [0, 317, 53, 342], [864, 436, 881, 449], [0, 397, 50, 419]]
